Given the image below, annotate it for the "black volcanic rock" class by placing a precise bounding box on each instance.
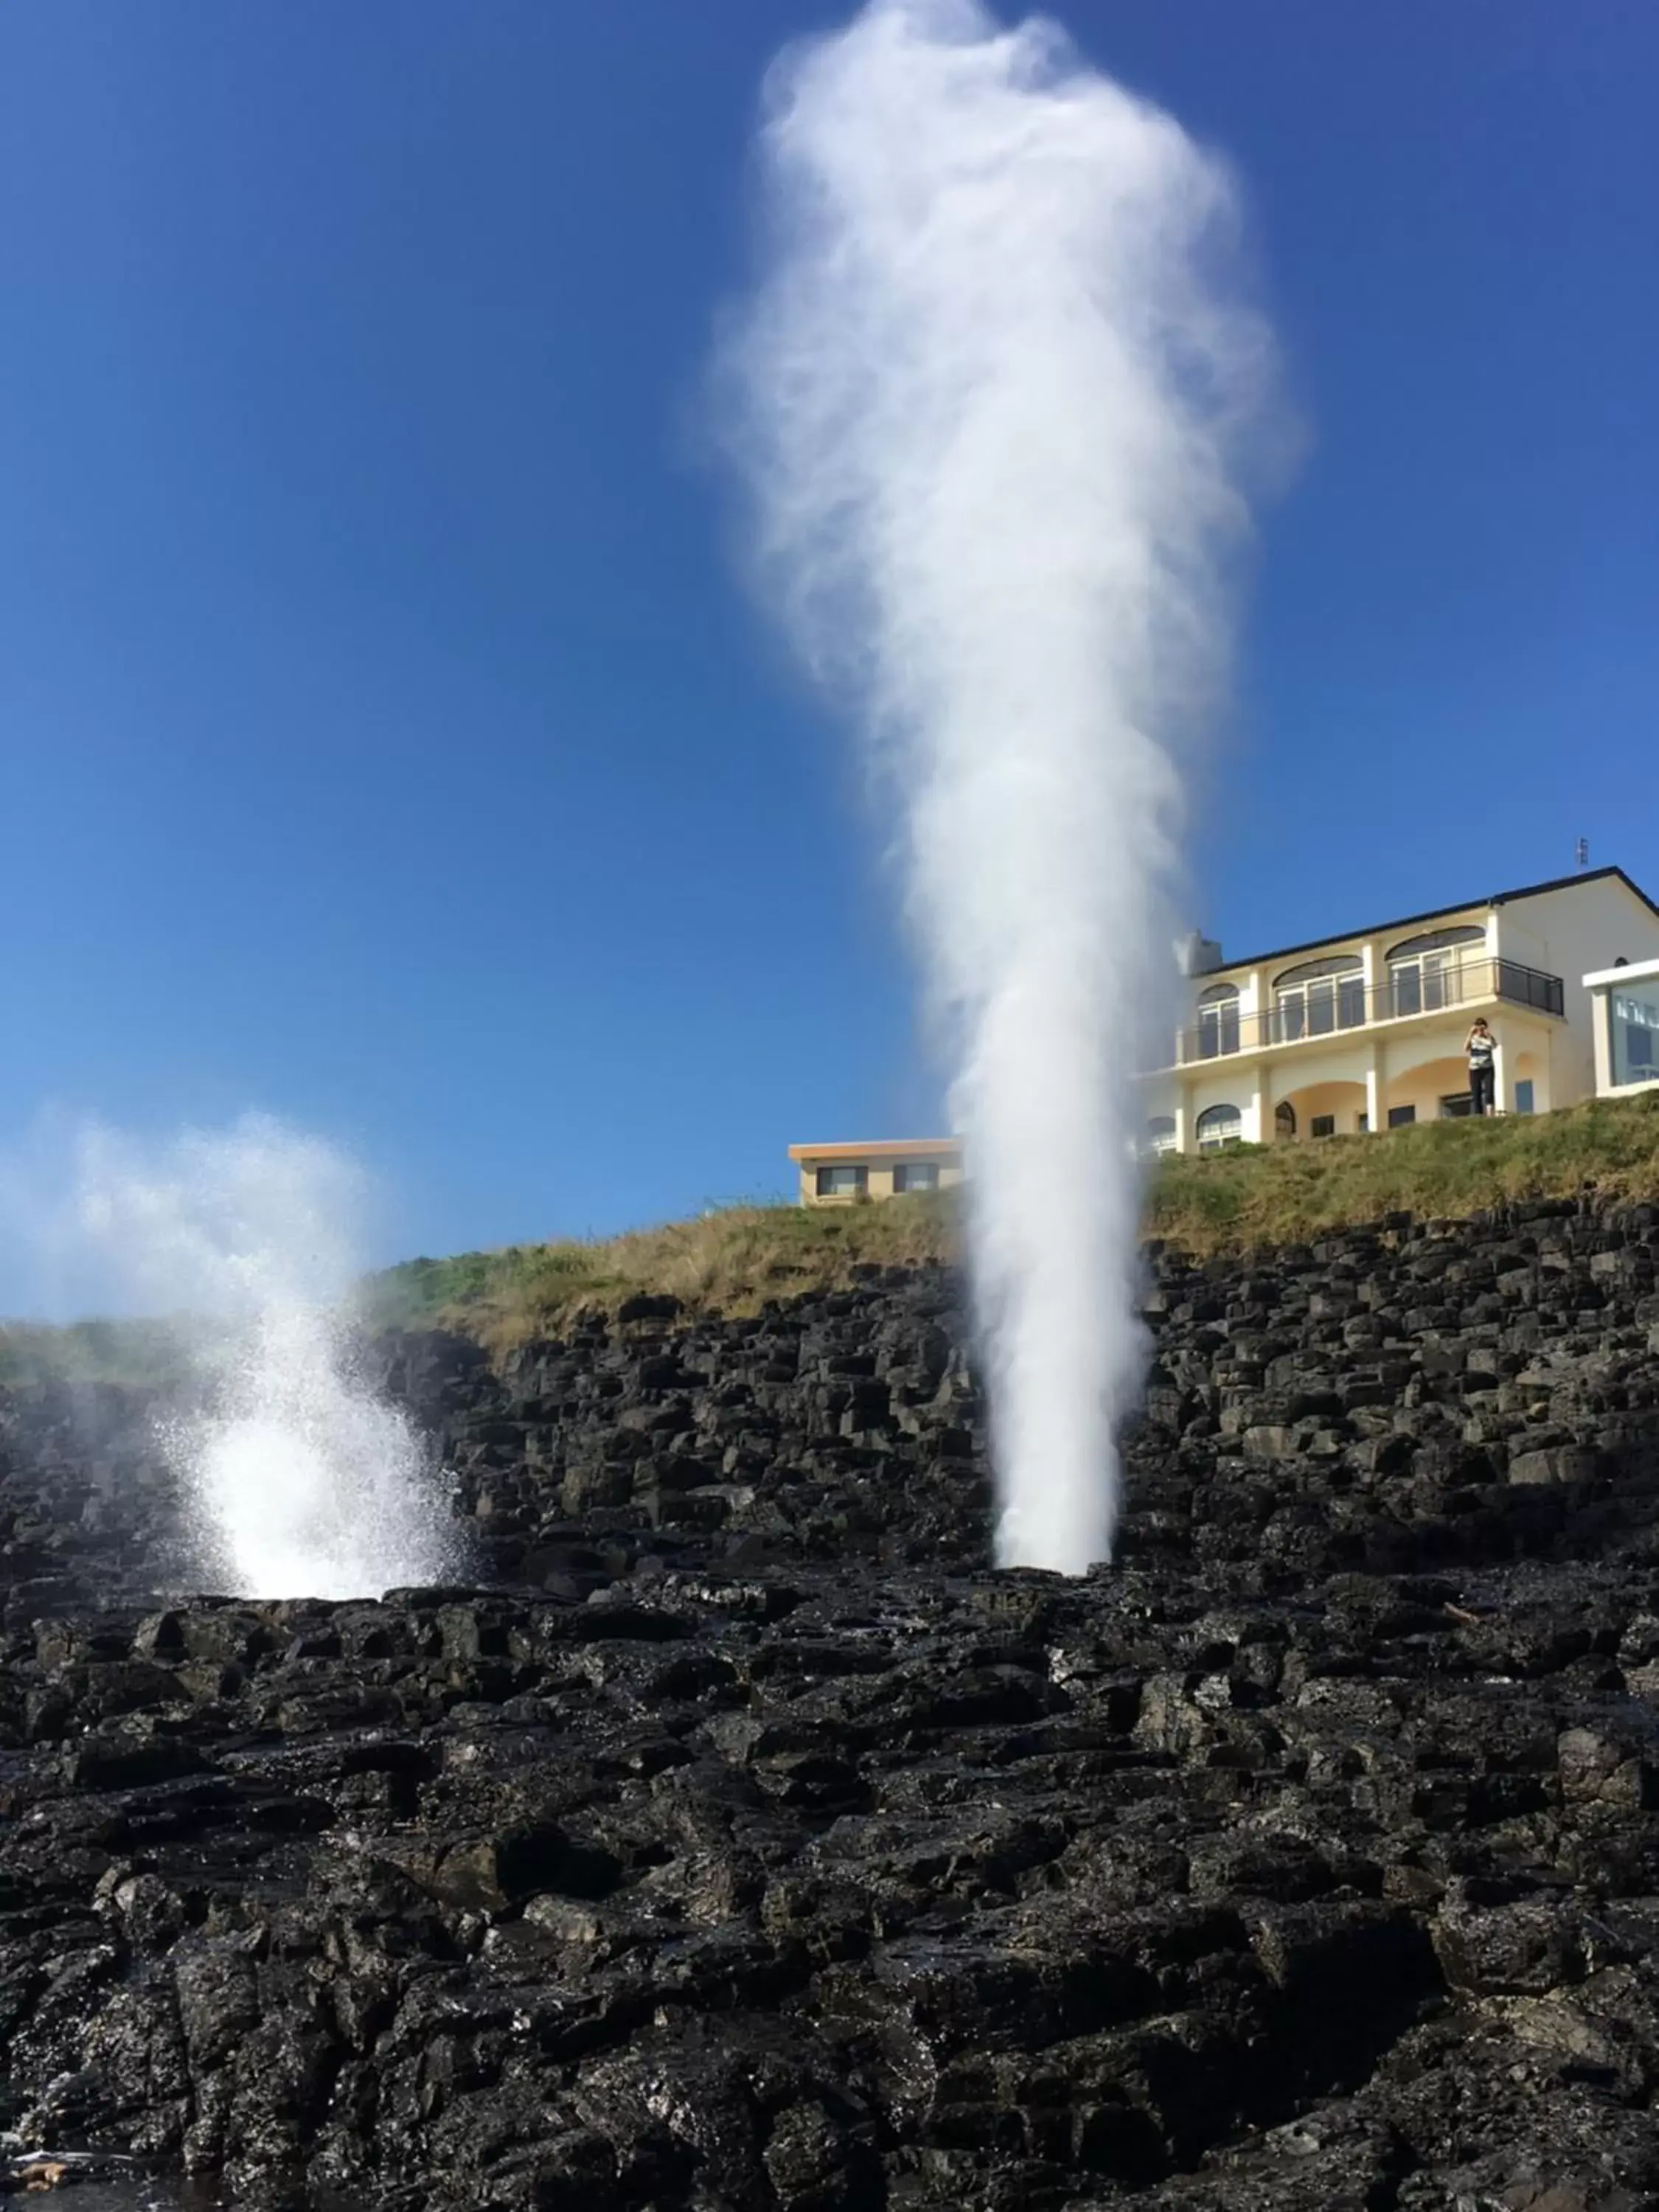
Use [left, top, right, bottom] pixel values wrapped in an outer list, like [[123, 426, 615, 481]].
[[2, 1200, 1659, 2205]]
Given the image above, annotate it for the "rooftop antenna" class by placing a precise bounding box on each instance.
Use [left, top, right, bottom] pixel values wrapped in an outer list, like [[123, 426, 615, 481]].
[[1575, 836, 1590, 872]]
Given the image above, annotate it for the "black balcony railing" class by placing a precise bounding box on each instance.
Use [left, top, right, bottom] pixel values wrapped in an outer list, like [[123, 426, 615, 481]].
[[1175, 956, 1565, 1066]]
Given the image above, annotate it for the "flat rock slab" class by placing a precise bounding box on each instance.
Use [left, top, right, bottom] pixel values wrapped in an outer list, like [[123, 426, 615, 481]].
[[2, 1199, 1659, 2208]]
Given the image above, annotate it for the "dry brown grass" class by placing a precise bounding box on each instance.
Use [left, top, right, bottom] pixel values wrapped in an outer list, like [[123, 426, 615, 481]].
[[365, 1192, 958, 1354], [372, 1096, 1659, 1354], [26, 1096, 1659, 1377]]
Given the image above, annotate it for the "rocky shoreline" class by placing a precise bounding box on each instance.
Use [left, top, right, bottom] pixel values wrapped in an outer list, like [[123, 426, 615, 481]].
[[4, 1198, 1659, 2209]]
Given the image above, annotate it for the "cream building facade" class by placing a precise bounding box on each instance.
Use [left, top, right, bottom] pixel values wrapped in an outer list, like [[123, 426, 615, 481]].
[[788, 1137, 964, 1208], [1146, 868, 1659, 1157]]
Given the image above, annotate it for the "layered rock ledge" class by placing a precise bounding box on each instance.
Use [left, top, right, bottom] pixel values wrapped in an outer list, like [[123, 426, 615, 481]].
[[4, 1198, 1659, 2210]]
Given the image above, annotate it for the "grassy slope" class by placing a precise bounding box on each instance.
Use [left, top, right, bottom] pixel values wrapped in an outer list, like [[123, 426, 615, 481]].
[[10, 1095, 1658, 1377], [362, 1192, 959, 1354], [1144, 1089, 1659, 1252], [367, 1091, 1659, 1352]]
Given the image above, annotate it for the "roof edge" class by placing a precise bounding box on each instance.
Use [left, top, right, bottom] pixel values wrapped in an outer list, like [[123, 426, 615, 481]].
[[1208, 866, 1658, 978], [787, 1138, 961, 1162]]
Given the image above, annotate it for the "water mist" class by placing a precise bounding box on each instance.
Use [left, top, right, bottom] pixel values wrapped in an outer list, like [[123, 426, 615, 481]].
[[66, 1115, 454, 1599], [718, 0, 1279, 1572]]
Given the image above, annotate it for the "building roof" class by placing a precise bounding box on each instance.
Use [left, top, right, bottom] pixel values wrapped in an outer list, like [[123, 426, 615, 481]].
[[1209, 867, 1659, 977], [787, 1138, 961, 1163], [1584, 954, 1659, 989]]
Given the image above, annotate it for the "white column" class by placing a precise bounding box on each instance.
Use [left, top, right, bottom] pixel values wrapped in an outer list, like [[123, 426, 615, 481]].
[[1366, 1045, 1383, 1137], [1251, 1060, 1275, 1146], [1490, 1026, 1508, 1116], [1589, 987, 1612, 1097]]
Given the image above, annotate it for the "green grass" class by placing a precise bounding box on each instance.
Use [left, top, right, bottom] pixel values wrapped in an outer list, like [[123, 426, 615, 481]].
[[1144, 1090, 1659, 1253], [11, 1095, 1659, 1379]]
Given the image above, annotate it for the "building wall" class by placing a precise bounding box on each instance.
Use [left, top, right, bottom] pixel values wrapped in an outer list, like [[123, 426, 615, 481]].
[[1147, 1005, 1569, 1154], [795, 1154, 965, 1206], [1496, 876, 1659, 1113], [1276, 1077, 1370, 1138]]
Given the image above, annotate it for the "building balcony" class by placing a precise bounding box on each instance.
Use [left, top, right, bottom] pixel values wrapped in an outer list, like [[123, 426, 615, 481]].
[[1173, 956, 1565, 1068]]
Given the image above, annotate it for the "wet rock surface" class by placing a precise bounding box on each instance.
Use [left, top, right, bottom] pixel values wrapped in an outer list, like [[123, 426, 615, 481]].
[[5, 1199, 1659, 2208]]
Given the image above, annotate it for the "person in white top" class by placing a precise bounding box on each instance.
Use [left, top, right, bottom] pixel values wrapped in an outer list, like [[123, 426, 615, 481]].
[[1465, 1018, 1497, 1116]]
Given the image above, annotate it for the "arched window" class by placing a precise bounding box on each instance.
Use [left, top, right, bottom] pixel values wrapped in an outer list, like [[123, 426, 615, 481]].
[[1144, 1115, 1178, 1158], [1387, 925, 1485, 1016], [1196, 1104, 1242, 1152], [1273, 953, 1365, 1041], [1197, 982, 1240, 1059], [1275, 1100, 1297, 1141]]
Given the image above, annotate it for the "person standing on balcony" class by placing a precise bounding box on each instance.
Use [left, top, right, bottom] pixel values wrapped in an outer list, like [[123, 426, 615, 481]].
[[1465, 1018, 1497, 1116]]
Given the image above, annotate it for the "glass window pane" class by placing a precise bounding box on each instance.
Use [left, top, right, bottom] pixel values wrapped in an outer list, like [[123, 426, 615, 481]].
[[817, 1165, 868, 1195], [1514, 1081, 1535, 1114]]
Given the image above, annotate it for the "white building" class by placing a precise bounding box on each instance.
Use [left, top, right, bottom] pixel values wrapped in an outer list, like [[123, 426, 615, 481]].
[[1584, 956, 1659, 1099], [1147, 867, 1659, 1156]]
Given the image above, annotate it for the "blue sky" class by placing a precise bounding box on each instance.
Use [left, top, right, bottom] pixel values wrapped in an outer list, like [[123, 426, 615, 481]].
[[4, 1, 1657, 1290]]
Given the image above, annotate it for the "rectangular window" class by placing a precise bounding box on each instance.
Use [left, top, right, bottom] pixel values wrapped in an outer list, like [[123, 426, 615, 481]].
[[1611, 981, 1659, 1086], [893, 1161, 940, 1193], [1311, 1114, 1336, 1138], [1388, 1105, 1416, 1128], [1357, 1113, 1370, 1133], [1440, 1092, 1475, 1119], [1514, 1079, 1535, 1114], [815, 1165, 867, 1198]]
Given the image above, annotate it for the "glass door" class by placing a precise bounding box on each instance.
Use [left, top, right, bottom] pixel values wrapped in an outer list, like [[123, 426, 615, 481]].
[[1197, 991, 1239, 1058], [1391, 952, 1457, 1014], [1276, 969, 1365, 1040]]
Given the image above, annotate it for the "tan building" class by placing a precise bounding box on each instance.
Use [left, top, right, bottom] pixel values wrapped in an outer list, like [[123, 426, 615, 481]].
[[788, 1137, 964, 1207], [1147, 867, 1659, 1156]]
